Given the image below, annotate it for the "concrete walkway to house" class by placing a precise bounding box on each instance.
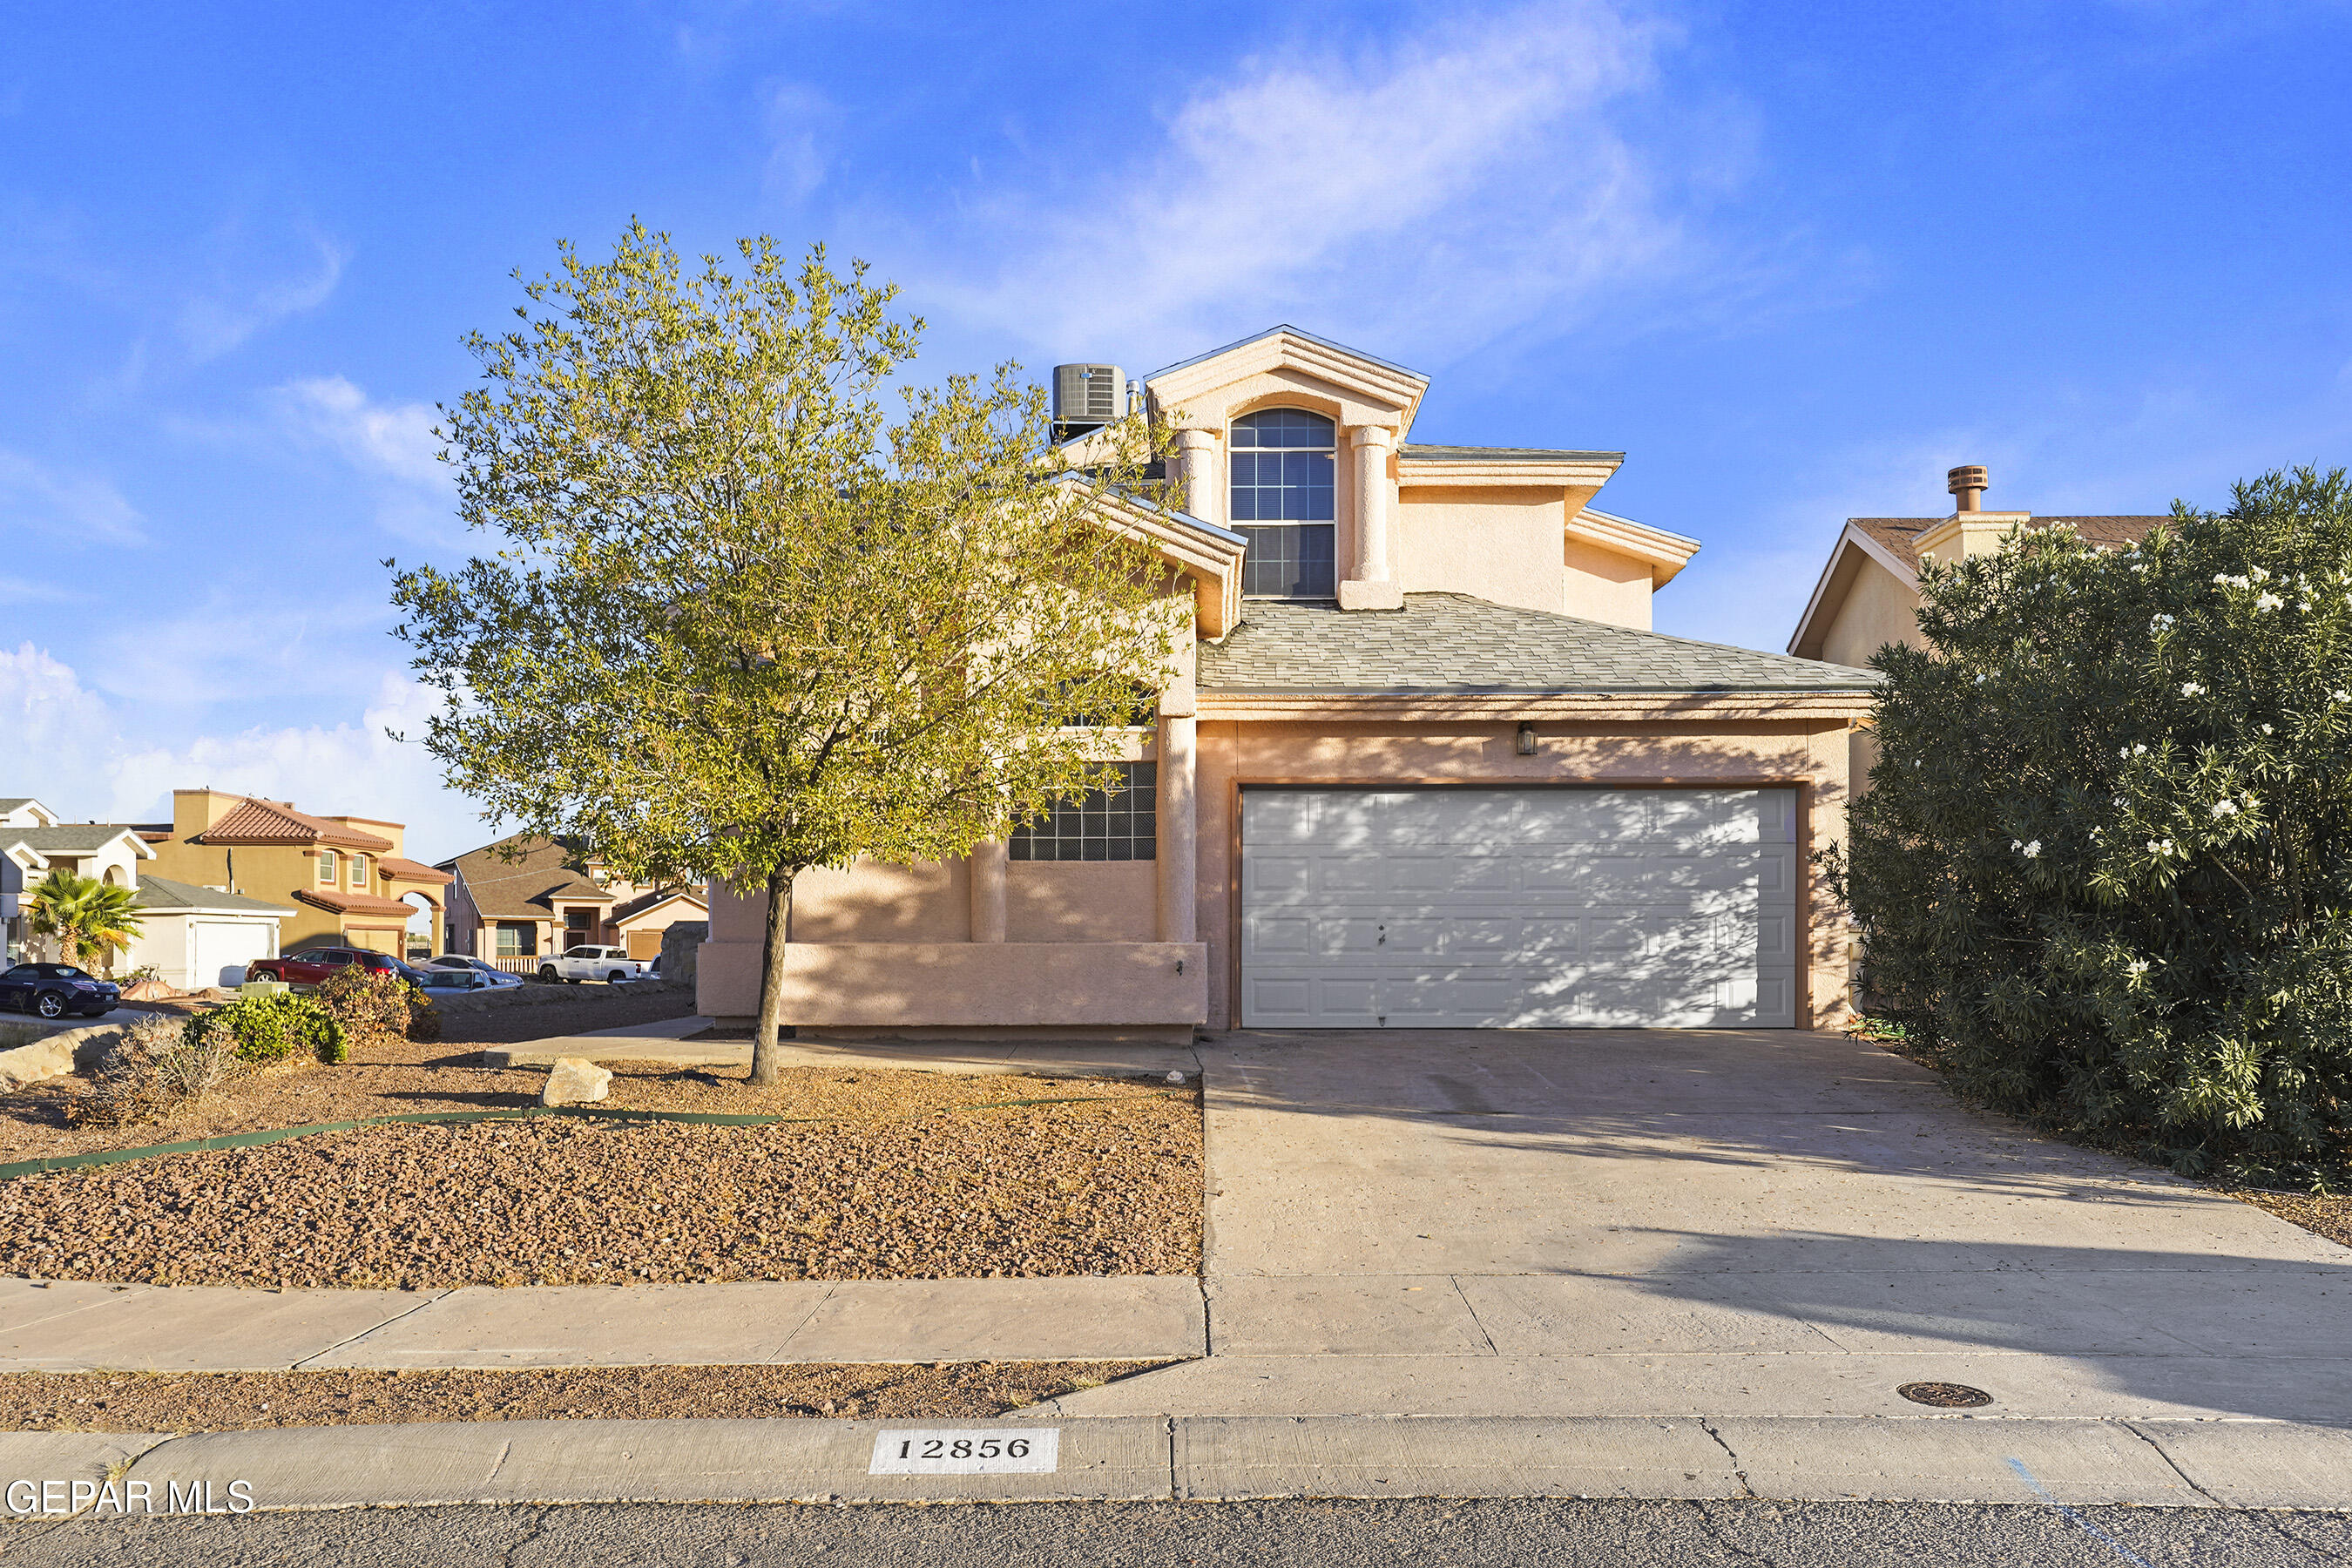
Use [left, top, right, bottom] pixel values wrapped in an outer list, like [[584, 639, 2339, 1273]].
[[1049, 1029, 2352, 1425]]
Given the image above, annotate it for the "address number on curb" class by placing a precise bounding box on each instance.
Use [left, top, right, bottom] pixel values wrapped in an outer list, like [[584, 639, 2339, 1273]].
[[868, 1428, 1060, 1475]]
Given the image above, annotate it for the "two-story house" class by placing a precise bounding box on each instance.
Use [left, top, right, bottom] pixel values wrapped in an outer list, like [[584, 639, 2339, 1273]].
[[696, 327, 1879, 1037], [141, 790, 453, 961], [437, 833, 706, 969]]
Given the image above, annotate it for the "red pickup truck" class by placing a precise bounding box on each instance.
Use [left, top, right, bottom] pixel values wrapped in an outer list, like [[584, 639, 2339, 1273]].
[[246, 946, 429, 989]]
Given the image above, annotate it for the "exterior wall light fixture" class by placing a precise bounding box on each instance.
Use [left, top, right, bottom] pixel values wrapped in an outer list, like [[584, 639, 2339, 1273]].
[[1516, 722, 1538, 756]]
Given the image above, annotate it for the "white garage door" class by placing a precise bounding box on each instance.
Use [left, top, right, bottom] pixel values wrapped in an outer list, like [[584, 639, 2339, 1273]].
[[1240, 787, 1798, 1029], [191, 921, 273, 990]]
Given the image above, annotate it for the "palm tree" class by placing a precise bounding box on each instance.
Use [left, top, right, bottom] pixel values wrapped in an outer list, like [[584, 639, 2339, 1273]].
[[29, 869, 145, 973]]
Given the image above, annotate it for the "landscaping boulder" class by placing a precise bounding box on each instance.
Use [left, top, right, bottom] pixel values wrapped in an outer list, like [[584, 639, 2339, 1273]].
[[541, 1057, 612, 1106]]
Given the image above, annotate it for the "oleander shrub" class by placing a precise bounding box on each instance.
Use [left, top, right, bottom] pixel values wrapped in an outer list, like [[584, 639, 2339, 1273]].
[[313, 966, 439, 1046], [1837, 467, 2352, 1182], [71, 1015, 240, 1126], [186, 992, 348, 1067]]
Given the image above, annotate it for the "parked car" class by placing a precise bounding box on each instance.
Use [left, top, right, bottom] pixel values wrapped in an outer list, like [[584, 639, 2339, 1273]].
[[0, 963, 120, 1020], [247, 947, 430, 990], [424, 956, 524, 990], [417, 965, 499, 993], [538, 945, 649, 984]]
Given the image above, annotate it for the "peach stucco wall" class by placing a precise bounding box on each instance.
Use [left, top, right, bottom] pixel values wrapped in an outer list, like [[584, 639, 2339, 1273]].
[[1191, 715, 1858, 1032], [1560, 536, 1654, 629], [790, 858, 970, 943], [1393, 488, 1566, 614], [1006, 862, 1156, 943]]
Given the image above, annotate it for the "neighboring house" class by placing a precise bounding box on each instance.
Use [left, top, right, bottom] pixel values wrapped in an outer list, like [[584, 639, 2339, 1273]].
[[141, 790, 454, 959], [698, 326, 1880, 1037], [438, 834, 701, 965], [1786, 465, 2172, 786], [127, 875, 294, 990], [2, 797, 159, 963], [1788, 465, 2170, 666]]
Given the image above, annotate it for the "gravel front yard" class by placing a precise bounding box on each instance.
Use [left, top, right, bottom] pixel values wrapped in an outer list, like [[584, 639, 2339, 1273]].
[[0, 1362, 1164, 1433], [0, 1082, 1200, 1288]]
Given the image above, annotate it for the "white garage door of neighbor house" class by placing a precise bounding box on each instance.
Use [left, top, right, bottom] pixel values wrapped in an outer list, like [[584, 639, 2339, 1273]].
[[191, 921, 273, 990], [1240, 787, 1799, 1029]]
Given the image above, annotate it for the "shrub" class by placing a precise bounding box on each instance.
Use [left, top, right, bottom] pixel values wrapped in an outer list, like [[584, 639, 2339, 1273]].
[[312, 967, 438, 1046], [72, 1016, 240, 1126], [186, 992, 348, 1067], [1839, 467, 2352, 1181]]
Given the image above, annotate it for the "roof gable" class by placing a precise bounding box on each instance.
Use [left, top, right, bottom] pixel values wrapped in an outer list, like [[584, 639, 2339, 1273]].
[[1146, 326, 1429, 437]]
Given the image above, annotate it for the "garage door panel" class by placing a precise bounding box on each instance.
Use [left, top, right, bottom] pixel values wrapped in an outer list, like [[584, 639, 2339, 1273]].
[[1240, 787, 1800, 1029]]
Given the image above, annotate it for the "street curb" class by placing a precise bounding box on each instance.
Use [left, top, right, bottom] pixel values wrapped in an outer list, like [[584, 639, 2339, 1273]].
[[4, 1415, 2349, 1516]]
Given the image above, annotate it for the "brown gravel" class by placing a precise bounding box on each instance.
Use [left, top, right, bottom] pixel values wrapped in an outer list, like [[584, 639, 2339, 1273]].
[[2224, 1187, 2352, 1248], [0, 1362, 1167, 1433], [0, 1081, 1200, 1288]]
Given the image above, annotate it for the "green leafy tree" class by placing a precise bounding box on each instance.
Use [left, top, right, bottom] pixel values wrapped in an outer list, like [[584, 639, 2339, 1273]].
[[29, 869, 144, 972], [393, 223, 1184, 1083], [1839, 467, 2352, 1180]]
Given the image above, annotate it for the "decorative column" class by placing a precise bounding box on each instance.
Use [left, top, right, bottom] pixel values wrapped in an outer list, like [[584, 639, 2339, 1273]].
[[1174, 427, 1218, 523], [970, 839, 1007, 943], [1156, 715, 1198, 944], [1339, 424, 1402, 610]]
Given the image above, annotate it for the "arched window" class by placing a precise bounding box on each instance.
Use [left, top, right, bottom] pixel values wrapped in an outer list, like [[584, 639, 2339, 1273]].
[[1231, 409, 1336, 598]]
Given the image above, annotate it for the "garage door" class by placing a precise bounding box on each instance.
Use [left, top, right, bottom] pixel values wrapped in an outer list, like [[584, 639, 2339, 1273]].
[[1240, 787, 1797, 1029], [191, 921, 273, 990]]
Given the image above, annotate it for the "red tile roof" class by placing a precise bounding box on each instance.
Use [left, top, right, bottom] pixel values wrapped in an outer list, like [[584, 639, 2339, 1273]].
[[377, 856, 454, 886], [294, 888, 421, 919], [199, 798, 395, 851]]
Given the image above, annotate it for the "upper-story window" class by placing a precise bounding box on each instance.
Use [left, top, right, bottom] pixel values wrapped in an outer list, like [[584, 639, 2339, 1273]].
[[317, 850, 339, 885], [1231, 409, 1335, 598], [349, 854, 370, 889]]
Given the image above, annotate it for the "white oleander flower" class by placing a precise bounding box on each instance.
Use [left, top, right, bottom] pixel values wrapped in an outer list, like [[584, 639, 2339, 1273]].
[[2251, 564, 2271, 582], [2151, 613, 2174, 629], [2335, 692, 2351, 705], [2180, 681, 2206, 697], [2260, 724, 2274, 735], [2244, 796, 2260, 812], [2131, 563, 2149, 574], [2126, 958, 2149, 977], [2256, 592, 2284, 612], [2021, 840, 2043, 858], [2212, 799, 2239, 818]]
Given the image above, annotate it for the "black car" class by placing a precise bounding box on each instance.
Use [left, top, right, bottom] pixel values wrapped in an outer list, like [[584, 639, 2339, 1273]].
[[0, 963, 120, 1020]]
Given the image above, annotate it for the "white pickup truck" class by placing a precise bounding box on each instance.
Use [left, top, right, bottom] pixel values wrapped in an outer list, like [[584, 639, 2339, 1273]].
[[537, 945, 651, 984]]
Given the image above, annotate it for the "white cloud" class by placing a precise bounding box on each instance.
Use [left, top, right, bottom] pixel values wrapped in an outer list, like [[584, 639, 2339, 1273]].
[[108, 672, 495, 862], [0, 449, 145, 546], [84, 589, 394, 707], [274, 375, 460, 546], [762, 82, 831, 203], [919, 0, 1707, 368], [178, 229, 348, 361]]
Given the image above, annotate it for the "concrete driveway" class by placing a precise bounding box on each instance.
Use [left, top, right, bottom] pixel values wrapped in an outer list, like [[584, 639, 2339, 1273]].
[[1062, 1029, 2352, 1422]]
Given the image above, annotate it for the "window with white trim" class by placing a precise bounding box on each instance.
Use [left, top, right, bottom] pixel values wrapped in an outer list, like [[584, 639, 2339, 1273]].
[[349, 854, 369, 889], [1231, 409, 1336, 598], [317, 851, 338, 885]]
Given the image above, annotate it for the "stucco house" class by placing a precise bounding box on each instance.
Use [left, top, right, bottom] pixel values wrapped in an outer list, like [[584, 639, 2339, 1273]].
[[141, 791, 454, 960], [1788, 464, 2169, 667], [439, 834, 704, 967], [2, 797, 158, 963], [698, 327, 1880, 1037]]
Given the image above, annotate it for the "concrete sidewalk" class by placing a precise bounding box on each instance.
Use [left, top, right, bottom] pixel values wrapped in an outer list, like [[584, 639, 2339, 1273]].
[[5, 1415, 2350, 1513], [0, 1276, 1205, 1372]]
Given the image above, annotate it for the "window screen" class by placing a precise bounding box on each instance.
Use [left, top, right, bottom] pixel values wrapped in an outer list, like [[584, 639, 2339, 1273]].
[[1010, 761, 1158, 862]]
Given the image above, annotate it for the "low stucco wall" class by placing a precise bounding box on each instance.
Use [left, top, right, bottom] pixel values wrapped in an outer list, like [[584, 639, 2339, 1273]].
[[696, 940, 1207, 1027], [1006, 862, 1155, 943]]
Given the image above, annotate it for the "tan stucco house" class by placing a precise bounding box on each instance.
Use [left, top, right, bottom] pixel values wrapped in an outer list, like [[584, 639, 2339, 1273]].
[[141, 791, 453, 960], [2, 796, 158, 963], [1788, 464, 2169, 667], [698, 327, 1880, 1037], [439, 834, 704, 968]]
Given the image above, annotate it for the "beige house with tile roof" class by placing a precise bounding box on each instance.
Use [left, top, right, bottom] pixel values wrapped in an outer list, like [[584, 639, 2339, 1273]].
[[699, 326, 1880, 1037], [142, 790, 453, 958], [438, 834, 701, 967]]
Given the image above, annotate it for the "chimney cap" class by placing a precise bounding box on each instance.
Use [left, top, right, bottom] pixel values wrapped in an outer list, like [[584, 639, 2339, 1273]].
[[1947, 465, 1989, 496]]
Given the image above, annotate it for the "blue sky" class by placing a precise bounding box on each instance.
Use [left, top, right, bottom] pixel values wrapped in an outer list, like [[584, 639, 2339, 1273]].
[[3, 1, 2349, 859]]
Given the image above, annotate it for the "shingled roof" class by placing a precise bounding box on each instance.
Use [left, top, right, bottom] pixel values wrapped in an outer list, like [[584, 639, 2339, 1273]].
[[1, 824, 153, 859], [1199, 593, 1877, 696], [133, 875, 294, 916], [1851, 515, 2171, 575], [441, 835, 615, 921]]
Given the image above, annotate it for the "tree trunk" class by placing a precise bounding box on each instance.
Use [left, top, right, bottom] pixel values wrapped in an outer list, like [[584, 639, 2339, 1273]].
[[750, 864, 796, 1086]]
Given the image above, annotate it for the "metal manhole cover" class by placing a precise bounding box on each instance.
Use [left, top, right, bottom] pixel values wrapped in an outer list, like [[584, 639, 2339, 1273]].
[[1897, 1381, 1993, 1408]]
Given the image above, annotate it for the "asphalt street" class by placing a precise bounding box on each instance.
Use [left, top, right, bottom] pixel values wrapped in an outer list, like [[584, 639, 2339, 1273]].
[[3, 1499, 2349, 1566]]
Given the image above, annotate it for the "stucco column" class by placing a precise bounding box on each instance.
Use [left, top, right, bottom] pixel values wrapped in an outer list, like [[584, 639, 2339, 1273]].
[[1339, 424, 1403, 611], [970, 839, 1007, 943], [1156, 715, 1198, 943], [1174, 427, 1217, 523]]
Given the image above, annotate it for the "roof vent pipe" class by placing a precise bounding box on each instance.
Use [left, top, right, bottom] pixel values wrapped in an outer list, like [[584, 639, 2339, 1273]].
[[1948, 465, 1988, 513]]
